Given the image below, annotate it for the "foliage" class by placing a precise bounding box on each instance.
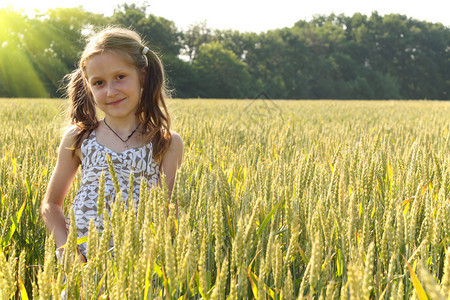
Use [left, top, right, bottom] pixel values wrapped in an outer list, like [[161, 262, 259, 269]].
[[1, 7, 449, 99], [193, 42, 257, 98], [1, 8, 450, 99], [112, 3, 182, 57], [0, 7, 107, 98], [0, 98, 449, 298]]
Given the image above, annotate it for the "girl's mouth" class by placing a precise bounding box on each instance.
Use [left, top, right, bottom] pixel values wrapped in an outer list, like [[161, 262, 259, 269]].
[[108, 98, 125, 106]]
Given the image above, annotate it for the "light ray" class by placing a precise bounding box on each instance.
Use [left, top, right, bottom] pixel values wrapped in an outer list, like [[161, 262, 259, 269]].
[[0, 9, 48, 97], [0, 7, 103, 98]]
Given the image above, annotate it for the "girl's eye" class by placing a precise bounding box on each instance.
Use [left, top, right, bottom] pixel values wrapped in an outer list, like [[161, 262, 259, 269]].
[[93, 81, 103, 87], [117, 74, 126, 80]]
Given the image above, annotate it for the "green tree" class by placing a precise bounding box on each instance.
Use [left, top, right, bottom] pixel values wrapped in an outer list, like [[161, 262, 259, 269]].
[[1, 7, 448, 99], [193, 42, 256, 98], [0, 7, 106, 97], [182, 21, 213, 62], [163, 55, 199, 98], [112, 4, 182, 56], [0, 9, 48, 97], [212, 30, 259, 62]]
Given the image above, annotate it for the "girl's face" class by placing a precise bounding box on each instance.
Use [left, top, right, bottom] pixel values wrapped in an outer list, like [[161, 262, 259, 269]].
[[84, 51, 144, 122]]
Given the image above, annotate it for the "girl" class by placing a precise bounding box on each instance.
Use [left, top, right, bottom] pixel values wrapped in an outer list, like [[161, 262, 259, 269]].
[[41, 27, 183, 260]]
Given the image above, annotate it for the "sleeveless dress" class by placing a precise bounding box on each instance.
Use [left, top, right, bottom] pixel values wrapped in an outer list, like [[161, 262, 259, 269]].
[[70, 130, 159, 257]]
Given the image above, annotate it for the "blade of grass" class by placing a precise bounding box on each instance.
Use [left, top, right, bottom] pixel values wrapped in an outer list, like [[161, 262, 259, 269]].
[[4, 198, 26, 248], [405, 260, 428, 300], [144, 255, 152, 299], [256, 198, 285, 240], [91, 272, 106, 300], [19, 278, 29, 300]]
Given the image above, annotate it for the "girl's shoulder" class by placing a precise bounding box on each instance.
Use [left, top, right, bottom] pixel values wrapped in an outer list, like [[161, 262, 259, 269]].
[[167, 130, 183, 155], [169, 130, 183, 146], [163, 130, 183, 160], [62, 125, 92, 144], [60, 125, 92, 162], [62, 124, 79, 139], [60, 125, 79, 149], [155, 129, 183, 152]]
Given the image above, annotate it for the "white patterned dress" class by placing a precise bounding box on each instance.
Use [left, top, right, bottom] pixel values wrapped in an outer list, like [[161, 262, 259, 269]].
[[70, 130, 159, 257]]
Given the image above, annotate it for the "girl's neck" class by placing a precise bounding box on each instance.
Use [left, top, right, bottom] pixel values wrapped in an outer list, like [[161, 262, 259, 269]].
[[102, 116, 140, 135]]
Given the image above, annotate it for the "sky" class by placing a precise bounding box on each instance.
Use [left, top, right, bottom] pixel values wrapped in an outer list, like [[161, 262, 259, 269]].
[[2, 0, 449, 32]]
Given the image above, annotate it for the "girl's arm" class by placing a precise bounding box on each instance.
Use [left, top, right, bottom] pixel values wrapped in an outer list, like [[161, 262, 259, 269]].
[[41, 127, 81, 249], [161, 131, 184, 197]]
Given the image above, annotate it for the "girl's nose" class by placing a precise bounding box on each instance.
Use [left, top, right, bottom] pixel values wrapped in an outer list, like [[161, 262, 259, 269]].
[[106, 83, 119, 97]]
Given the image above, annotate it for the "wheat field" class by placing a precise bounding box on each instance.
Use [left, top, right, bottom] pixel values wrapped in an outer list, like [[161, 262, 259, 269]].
[[0, 98, 449, 299]]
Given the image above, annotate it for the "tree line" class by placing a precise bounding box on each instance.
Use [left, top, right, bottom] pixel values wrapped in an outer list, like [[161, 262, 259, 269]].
[[1, 4, 449, 99]]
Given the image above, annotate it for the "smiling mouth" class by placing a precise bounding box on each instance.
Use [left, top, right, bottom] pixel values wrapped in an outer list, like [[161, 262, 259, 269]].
[[108, 98, 125, 105]]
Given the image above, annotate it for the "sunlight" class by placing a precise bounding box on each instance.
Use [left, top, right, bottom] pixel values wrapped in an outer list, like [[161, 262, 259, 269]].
[[0, 8, 81, 97], [0, 9, 48, 97]]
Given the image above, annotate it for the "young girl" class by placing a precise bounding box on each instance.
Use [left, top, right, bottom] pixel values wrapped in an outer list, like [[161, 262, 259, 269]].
[[41, 27, 183, 260]]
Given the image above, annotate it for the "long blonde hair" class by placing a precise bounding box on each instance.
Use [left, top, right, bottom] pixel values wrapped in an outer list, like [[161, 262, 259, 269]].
[[65, 26, 171, 162]]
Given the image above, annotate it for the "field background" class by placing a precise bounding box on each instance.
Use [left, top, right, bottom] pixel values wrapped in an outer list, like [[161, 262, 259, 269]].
[[0, 98, 449, 299]]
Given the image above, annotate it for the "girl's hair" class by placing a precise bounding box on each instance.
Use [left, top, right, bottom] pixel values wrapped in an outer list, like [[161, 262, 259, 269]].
[[66, 26, 171, 163]]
